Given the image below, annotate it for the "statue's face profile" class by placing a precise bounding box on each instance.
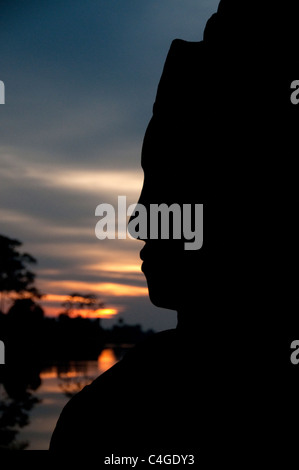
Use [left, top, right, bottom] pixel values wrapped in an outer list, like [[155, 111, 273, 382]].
[[129, 138, 204, 312]]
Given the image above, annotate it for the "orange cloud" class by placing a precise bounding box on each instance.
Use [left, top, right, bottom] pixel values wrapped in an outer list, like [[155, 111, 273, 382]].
[[74, 308, 118, 319], [97, 283, 148, 297], [42, 281, 148, 297], [40, 303, 120, 319], [85, 263, 141, 273]]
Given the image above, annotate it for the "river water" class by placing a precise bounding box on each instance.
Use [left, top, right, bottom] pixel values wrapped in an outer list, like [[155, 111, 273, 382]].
[[14, 348, 121, 450]]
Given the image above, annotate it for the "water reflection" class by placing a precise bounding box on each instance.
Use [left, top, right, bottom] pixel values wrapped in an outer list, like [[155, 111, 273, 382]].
[[0, 348, 123, 450], [41, 349, 119, 399], [98, 348, 119, 368]]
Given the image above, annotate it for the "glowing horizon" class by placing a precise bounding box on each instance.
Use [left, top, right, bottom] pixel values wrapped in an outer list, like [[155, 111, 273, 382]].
[[37, 277, 148, 319]]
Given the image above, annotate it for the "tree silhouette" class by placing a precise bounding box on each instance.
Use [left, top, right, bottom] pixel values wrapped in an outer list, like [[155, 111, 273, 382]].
[[0, 235, 42, 313], [61, 292, 105, 318]]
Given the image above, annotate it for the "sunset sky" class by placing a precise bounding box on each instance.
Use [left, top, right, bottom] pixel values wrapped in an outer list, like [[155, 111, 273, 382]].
[[0, 0, 218, 331]]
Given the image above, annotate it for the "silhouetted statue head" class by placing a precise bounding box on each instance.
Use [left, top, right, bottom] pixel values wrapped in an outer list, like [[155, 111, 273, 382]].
[[129, 39, 207, 315], [129, 0, 299, 328]]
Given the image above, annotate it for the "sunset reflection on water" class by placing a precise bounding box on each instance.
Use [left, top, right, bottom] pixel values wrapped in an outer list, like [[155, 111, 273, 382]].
[[19, 348, 120, 450]]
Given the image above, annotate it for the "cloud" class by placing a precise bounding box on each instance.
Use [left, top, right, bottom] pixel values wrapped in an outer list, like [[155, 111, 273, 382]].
[[0, 150, 143, 247], [42, 280, 148, 297], [0, 151, 143, 194]]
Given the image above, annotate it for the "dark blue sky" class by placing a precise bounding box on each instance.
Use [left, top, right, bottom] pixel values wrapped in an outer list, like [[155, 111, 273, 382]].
[[0, 0, 219, 330]]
